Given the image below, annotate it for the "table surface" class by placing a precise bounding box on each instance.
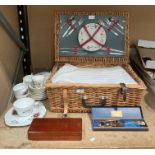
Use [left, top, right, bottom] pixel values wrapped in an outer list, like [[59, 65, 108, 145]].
[[1, 91, 155, 149]]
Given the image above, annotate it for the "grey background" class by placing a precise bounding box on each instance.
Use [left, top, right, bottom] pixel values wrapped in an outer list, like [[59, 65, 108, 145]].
[[59, 15, 125, 57]]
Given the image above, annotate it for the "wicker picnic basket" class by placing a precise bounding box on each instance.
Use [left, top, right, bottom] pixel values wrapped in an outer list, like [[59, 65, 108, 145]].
[[46, 11, 146, 114]]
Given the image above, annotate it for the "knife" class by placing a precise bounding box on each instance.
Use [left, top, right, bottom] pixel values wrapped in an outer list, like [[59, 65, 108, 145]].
[[62, 19, 76, 38], [60, 16, 74, 29], [105, 18, 124, 35], [67, 18, 84, 36], [110, 17, 124, 30]]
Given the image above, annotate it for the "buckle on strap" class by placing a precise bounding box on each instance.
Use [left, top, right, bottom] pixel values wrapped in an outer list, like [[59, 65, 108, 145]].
[[120, 83, 128, 101]]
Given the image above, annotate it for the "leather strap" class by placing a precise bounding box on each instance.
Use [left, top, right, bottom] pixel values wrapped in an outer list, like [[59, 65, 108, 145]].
[[73, 47, 78, 55], [80, 24, 104, 47], [66, 20, 76, 31], [107, 20, 119, 32], [120, 83, 128, 101], [63, 89, 68, 117]]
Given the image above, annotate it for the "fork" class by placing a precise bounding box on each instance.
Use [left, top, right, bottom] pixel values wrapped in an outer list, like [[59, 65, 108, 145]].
[[105, 18, 124, 35], [60, 16, 74, 29], [110, 17, 124, 30], [62, 19, 76, 38], [67, 18, 84, 36], [98, 19, 118, 36]]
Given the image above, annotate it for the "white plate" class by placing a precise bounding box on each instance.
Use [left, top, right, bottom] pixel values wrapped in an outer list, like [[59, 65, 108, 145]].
[[29, 92, 47, 96], [29, 84, 46, 90], [78, 23, 106, 51], [30, 94, 47, 98], [4, 102, 46, 127], [31, 97, 47, 101], [31, 94, 47, 98], [29, 90, 46, 94], [36, 72, 50, 80], [29, 91, 47, 94], [31, 95, 47, 99], [30, 94, 47, 100]]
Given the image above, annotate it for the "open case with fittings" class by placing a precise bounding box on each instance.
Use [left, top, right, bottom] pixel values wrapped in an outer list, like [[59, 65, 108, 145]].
[[46, 11, 146, 114], [91, 106, 148, 131]]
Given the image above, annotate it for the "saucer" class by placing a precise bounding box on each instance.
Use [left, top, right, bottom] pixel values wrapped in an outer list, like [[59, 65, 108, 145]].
[[36, 72, 50, 80], [29, 83, 46, 90], [4, 102, 46, 127], [30, 95, 47, 101], [28, 82, 47, 101]]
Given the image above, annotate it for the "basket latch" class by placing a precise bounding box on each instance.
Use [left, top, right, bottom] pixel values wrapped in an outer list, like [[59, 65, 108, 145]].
[[81, 95, 108, 108], [120, 83, 128, 101]]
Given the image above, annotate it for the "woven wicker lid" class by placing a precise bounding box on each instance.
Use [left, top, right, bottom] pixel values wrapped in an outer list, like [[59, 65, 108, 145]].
[[54, 11, 129, 65]]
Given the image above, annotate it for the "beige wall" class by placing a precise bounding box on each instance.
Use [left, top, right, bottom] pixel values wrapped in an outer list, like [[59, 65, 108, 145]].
[[0, 5, 155, 114], [0, 6, 20, 115], [28, 5, 155, 71]]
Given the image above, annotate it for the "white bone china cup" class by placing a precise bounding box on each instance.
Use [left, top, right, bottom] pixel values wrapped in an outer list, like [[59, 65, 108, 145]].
[[32, 75, 45, 88], [13, 83, 29, 99], [13, 97, 35, 117], [23, 75, 33, 86]]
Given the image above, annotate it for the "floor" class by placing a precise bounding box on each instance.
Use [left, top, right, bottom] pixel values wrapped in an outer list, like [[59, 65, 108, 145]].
[[0, 91, 155, 149]]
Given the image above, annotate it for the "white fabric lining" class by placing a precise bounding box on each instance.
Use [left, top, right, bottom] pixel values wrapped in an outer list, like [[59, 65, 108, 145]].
[[52, 64, 137, 84]]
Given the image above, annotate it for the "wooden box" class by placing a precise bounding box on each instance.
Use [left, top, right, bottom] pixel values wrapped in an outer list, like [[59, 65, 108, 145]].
[[46, 11, 146, 113], [28, 118, 82, 141]]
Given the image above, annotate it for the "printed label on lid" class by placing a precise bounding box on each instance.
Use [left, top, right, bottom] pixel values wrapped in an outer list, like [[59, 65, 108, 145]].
[[111, 110, 123, 117], [88, 15, 95, 20]]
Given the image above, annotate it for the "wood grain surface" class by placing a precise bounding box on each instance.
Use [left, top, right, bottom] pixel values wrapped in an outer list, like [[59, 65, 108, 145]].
[[28, 118, 82, 141]]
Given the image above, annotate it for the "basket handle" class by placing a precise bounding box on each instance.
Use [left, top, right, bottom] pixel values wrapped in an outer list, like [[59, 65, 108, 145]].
[[81, 95, 108, 108]]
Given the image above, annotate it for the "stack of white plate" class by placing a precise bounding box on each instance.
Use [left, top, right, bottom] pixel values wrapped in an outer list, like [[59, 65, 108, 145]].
[[29, 83, 48, 101], [30, 72, 50, 101], [35, 72, 50, 80], [23, 72, 50, 101]]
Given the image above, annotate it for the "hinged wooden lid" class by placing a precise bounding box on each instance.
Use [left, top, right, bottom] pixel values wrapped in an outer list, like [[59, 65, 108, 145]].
[[54, 11, 129, 65]]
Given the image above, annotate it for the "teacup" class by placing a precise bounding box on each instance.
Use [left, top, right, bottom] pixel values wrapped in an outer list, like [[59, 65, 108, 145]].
[[13, 97, 35, 117], [32, 75, 45, 88], [23, 75, 33, 86], [13, 83, 29, 99]]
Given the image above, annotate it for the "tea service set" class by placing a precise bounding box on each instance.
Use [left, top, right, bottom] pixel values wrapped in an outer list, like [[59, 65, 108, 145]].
[[4, 72, 50, 127]]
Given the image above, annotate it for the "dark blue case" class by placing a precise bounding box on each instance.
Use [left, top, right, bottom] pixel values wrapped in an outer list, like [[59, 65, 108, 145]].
[[91, 106, 148, 131]]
